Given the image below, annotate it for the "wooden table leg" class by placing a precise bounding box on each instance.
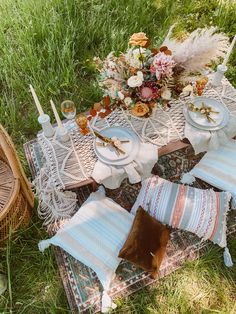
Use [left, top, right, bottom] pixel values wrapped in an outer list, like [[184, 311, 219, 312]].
[[91, 180, 98, 192]]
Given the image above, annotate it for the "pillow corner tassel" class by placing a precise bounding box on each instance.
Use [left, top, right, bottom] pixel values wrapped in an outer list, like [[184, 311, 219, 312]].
[[223, 247, 233, 267], [181, 172, 196, 185], [101, 290, 117, 313], [98, 185, 106, 196], [231, 195, 236, 210], [38, 240, 51, 252]]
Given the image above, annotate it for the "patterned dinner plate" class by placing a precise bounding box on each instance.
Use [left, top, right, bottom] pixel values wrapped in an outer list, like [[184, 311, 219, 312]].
[[93, 126, 140, 165]]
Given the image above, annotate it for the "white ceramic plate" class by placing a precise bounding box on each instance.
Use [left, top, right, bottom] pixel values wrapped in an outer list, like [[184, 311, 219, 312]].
[[93, 127, 140, 165], [187, 97, 229, 127], [183, 106, 229, 131]]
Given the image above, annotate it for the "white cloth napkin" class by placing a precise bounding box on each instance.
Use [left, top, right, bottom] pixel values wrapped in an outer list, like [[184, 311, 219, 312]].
[[92, 143, 157, 189], [184, 114, 236, 154]]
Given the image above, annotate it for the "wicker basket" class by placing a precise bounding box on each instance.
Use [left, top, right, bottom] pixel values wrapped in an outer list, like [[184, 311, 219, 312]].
[[0, 125, 34, 242]]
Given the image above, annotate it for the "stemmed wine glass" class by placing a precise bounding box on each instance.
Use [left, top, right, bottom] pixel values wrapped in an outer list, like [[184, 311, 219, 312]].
[[61, 100, 76, 120]]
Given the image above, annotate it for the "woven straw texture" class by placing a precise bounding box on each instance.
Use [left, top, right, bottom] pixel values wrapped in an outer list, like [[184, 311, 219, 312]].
[[0, 125, 34, 242]]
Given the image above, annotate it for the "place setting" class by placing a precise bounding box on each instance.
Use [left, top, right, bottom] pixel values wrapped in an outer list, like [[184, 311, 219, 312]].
[[182, 92, 236, 154], [183, 96, 230, 131], [93, 127, 140, 165], [91, 126, 157, 189]]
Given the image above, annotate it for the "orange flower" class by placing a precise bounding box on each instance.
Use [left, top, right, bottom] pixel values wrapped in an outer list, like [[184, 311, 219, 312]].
[[197, 77, 209, 85], [131, 101, 150, 117], [129, 32, 149, 47], [196, 76, 209, 96]]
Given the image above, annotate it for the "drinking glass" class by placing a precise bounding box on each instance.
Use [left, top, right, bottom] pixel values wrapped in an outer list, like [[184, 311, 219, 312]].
[[75, 113, 90, 135], [61, 100, 76, 120], [75, 113, 88, 129]]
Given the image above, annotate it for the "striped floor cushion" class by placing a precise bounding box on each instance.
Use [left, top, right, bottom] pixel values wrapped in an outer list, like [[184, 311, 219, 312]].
[[131, 176, 231, 251], [181, 140, 236, 206], [38, 187, 134, 313]]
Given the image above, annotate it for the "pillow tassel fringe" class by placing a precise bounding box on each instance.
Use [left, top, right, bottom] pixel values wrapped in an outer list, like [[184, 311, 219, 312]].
[[181, 173, 196, 185], [231, 196, 236, 209], [98, 185, 106, 195], [223, 247, 233, 267], [101, 291, 117, 313], [38, 240, 51, 252]]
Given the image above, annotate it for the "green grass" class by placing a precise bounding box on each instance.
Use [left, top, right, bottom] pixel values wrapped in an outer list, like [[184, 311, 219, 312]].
[[0, 0, 236, 313]]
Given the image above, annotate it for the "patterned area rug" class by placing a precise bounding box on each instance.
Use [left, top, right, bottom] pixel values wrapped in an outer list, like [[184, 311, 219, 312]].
[[25, 143, 236, 313]]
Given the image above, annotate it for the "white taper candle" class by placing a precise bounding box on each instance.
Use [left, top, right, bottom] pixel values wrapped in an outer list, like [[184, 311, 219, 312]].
[[29, 84, 44, 115], [222, 35, 236, 66], [50, 99, 63, 128]]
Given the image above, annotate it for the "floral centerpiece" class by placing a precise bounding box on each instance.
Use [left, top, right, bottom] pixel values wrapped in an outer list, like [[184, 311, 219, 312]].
[[76, 27, 229, 133], [91, 27, 228, 119], [94, 32, 176, 118]]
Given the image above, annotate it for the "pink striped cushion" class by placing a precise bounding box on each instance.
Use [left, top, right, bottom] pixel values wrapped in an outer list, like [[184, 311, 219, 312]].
[[131, 176, 231, 248]]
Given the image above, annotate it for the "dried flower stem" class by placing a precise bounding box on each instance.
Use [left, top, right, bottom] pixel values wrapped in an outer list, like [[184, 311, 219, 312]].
[[138, 46, 144, 69]]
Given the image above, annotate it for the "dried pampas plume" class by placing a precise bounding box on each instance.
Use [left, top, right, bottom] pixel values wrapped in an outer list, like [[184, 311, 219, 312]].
[[162, 26, 229, 77]]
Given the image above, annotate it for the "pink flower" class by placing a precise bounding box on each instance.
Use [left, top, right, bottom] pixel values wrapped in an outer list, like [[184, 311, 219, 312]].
[[139, 81, 160, 102], [152, 52, 175, 80]]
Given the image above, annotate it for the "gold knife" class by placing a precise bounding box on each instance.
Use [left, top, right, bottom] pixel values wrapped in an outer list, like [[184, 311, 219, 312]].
[[94, 131, 126, 154]]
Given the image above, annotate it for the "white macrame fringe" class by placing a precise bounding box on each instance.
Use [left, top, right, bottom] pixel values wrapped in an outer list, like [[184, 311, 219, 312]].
[[33, 167, 77, 226], [223, 247, 233, 267], [101, 291, 117, 313], [181, 172, 196, 185], [38, 240, 51, 252]]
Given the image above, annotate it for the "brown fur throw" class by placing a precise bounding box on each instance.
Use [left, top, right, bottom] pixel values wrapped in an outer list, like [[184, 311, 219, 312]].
[[119, 206, 170, 278]]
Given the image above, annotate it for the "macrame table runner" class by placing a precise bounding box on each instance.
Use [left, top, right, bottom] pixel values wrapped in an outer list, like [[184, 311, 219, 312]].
[[24, 143, 236, 314], [25, 77, 236, 191]]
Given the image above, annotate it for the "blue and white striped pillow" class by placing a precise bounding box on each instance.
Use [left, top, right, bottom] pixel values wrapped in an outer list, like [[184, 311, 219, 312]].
[[131, 176, 230, 248], [131, 176, 233, 267], [38, 187, 134, 312], [182, 140, 236, 205]]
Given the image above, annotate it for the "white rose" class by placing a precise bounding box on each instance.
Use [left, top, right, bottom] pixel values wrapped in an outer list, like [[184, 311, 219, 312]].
[[127, 75, 143, 88], [161, 87, 172, 100], [124, 97, 133, 106], [125, 48, 147, 69], [137, 71, 144, 80], [182, 84, 193, 96], [118, 91, 125, 100]]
